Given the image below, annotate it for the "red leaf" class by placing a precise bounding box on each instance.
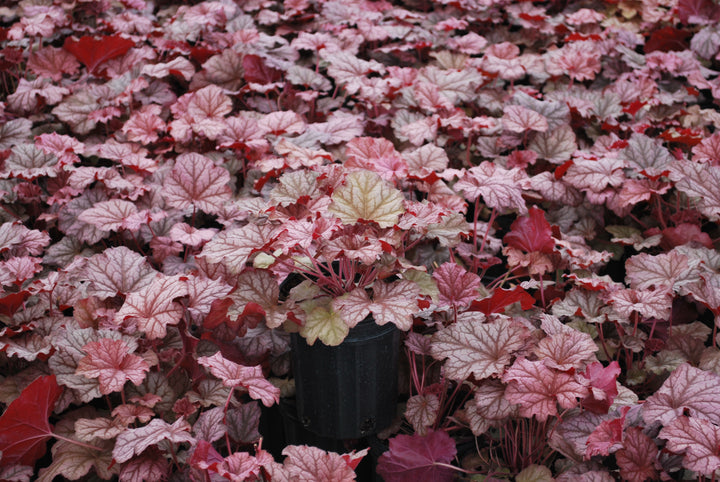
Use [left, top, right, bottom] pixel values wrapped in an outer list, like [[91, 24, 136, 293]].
[[0, 290, 30, 317], [243, 54, 282, 84], [63, 35, 135, 75], [503, 206, 555, 254], [581, 361, 621, 414], [470, 286, 535, 315], [0, 375, 63, 467], [377, 430, 457, 482], [645, 27, 691, 53]]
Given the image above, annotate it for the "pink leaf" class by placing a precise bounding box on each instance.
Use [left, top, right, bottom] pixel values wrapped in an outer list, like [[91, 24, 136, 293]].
[[431, 317, 528, 381], [642, 363, 720, 426], [581, 361, 621, 414], [369, 280, 421, 330], [405, 394, 440, 436], [113, 417, 195, 464], [187, 85, 232, 140], [280, 445, 359, 482], [77, 199, 138, 232], [28, 46, 80, 81], [615, 427, 659, 482], [198, 352, 280, 407], [85, 246, 157, 299], [2, 144, 59, 180], [625, 251, 690, 291], [454, 162, 528, 214], [75, 338, 149, 395], [163, 152, 231, 215], [377, 430, 457, 482], [502, 105, 549, 133], [115, 275, 189, 340], [503, 358, 589, 422], [584, 408, 627, 459], [200, 224, 277, 275], [432, 262, 482, 308], [659, 415, 720, 476]]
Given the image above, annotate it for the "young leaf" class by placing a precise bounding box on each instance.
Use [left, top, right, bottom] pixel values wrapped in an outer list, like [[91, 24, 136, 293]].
[[300, 304, 350, 346], [197, 352, 280, 407], [329, 170, 405, 228], [0, 375, 63, 467], [431, 316, 528, 381], [369, 280, 421, 330], [163, 152, 231, 215], [376, 430, 457, 482]]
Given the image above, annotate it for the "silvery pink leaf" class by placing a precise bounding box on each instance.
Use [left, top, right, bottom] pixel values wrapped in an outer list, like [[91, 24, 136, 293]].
[[162, 152, 231, 215], [502, 105, 549, 133], [77, 199, 138, 232], [405, 394, 440, 436], [615, 427, 659, 482], [75, 338, 149, 395], [659, 415, 720, 476], [643, 364, 720, 426], [113, 417, 194, 464], [198, 352, 280, 407], [85, 246, 156, 299], [115, 275, 188, 340], [503, 358, 589, 422], [432, 262, 481, 308], [431, 316, 528, 381]]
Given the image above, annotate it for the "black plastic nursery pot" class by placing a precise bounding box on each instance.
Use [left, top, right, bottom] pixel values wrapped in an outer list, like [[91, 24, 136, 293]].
[[290, 316, 400, 440]]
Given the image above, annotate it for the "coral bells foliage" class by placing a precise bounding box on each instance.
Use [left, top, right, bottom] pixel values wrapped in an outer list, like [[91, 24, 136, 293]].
[[4, 0, 720, 480]]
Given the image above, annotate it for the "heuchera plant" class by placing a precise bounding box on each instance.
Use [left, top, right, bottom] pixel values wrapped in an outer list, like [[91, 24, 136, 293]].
[[2, 0, 720, 480]]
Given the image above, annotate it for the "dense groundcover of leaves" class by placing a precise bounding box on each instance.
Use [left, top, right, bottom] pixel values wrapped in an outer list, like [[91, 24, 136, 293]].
[[2, 0, 720, 479]]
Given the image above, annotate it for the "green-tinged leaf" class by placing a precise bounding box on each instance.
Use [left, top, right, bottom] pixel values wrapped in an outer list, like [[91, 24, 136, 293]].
[[329, 170, 405, 228]]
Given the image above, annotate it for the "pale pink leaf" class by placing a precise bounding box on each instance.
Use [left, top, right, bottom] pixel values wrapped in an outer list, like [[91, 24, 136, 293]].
[[0, 118, 32, 150], [259, 111, 306, 136], [642, 363, 720, 426], [115, 275, 189, 340], [417, 66, 483, 103], [503, 358, 589, 422], [607, 288, 672, 320], [623, 133, 673, 177], [118, 449, 168, 482], [141, 57, 195, 81], [185, 275, 233, 321], [163, 152, 231, 215], [121, 105, 165, 144], [502, 105, 549, 133], [269, 170, 321, 207], [563, 156, 626, 193], [454, 162, 528, 214], [2, 144, 59, 180], [329, 170, 405, 228], [625, 251, 691, 291], [200, 224, 276, 275], [75, 338, 149, 395], [198, 352, 280, 407], [36, 439, 114, 482], [403, 144, 449, 178], [281, 445, 357, 482], [431, 316, 528, 381], [405, 394, 440, 436], [369, 280, 421, 330], [77, 199, 138, 232], [669, 160, 720, 221], [432, 262, 482, 308], [168, 223, 217, 247], [74, 417, 125, 442], [332, 288, 371, 329], [659, 416, 720, 476], [85, 246, 157, 299], [187, 85, 232, 140], [113, 417, 195, 463], [229, 269, 283, 329], [529, 124, 577, 163], [534, 329, 598, 371]]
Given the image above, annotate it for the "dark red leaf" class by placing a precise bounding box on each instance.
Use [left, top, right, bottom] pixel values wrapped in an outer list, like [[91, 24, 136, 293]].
[[503, 206, 555, 254], [644, 27, 690, 53], [469, 286, 536, 315], [0, 375, 63, 467], [0, 290, 30, 317], [243, 54, 282, 84], [377, 430, 457, 482], [189, 440, 225, 471], [63, 35, 135, 74]]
